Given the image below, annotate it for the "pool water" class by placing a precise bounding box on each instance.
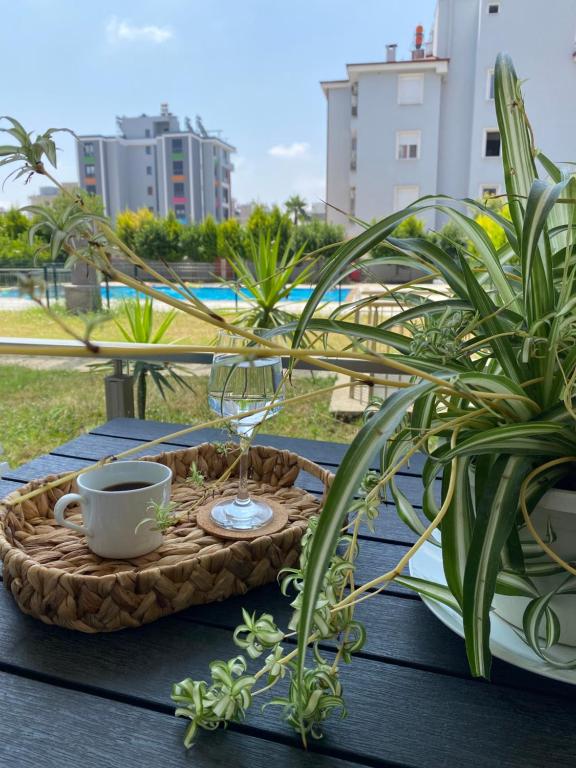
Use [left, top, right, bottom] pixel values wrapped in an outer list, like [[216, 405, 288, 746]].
[[0, 283, 346, 303]]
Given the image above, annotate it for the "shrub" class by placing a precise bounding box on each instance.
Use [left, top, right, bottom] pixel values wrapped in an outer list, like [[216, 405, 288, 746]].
[[199, 216, 218, 262], [179, 224, 203, 261], [291, 220, 345, 258], [217, 218, 245, 260], [132, 217, 182, 262], [0, 233, 48, 267], [116, 208, 155, 251], [0, 208, 29, 239]]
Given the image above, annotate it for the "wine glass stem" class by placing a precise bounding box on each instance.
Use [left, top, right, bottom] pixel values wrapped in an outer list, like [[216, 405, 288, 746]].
[[236, 435, 250, 506]]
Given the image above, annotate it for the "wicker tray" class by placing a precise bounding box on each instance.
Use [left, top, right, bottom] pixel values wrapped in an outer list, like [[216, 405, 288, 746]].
[[0, 444, 333, 633]]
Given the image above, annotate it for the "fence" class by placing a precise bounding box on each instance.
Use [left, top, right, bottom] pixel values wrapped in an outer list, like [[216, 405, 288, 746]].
[[0, 337, 398, 420]]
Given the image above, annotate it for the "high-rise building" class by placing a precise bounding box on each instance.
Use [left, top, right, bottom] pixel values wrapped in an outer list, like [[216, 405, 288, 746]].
[[322, 0, 576, 231], [76, 104, 235, 223]]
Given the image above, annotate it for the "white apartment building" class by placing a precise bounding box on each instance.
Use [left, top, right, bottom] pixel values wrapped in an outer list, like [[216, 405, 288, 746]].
[[322, 0, 576, 231]]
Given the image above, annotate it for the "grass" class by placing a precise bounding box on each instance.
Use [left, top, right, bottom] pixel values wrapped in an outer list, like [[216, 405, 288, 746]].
[[0, 365, 360, 467], [0, 306, 228, 345]]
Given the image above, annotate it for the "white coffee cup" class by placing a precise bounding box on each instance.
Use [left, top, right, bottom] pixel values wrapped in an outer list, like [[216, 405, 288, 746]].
[[54, 461, 172, 559]]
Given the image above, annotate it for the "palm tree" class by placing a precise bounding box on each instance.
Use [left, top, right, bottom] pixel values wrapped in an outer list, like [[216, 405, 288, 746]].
[[284, 195, 308, 226]]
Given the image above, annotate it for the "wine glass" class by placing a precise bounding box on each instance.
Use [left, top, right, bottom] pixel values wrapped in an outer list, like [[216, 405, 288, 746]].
[[207, 332, 285, 530]]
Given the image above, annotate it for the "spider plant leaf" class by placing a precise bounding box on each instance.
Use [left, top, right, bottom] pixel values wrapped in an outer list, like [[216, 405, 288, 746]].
[[463, 454, 532, 678], [292, 207, 425, 350], [495, 571, 538, 598], [435, 206, 519, 312], [393, 575, 462, 614], [441, 456, 474, 607], [521, 178, 569, 325], [439, 423, 571, 460], [458, 255, 522, 382], [295, 379, 438, 686], [494, 53, 539, 240]]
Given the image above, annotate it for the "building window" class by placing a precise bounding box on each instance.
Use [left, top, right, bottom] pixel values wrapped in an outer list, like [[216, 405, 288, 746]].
[[350, 134, 357, 171], [84, 164, 95, 176], [145, 129, 151, 138], [213, 145, 218, 157], [214, 163, 220, 178], [173, 182, 185, 196], [145, 146, 152, 155], [398, 74, 424, 105], [484, 130, 501, 157], [148, 206, 154, 212], [173, 160, 184, 175], [147, 186, 153, 196], [488, 3, 500, 13], [486, 70, 495, 100], [397, 130, 421, 160], [394, 185, 420, 212], [480, 185, 499, 200], [83, 142, 94, 156], [223, 168, 230, 183], [85, 184, 97, 195], [146, 165, 153, 175], [174, 204, 186, 220], [222, 187, 229, 203], [172, 138, 183, 153], [351, 81, 358, 117], [223, 151, 230, 164], [349, 186, 356, 216], [223, 207, 229, 220]]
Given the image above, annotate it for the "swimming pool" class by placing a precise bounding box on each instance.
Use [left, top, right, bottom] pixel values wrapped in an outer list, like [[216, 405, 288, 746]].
[[0, 283, 347, 303]]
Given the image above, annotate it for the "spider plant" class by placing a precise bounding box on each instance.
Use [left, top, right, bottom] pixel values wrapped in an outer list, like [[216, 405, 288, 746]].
[[283, 52, 576, 680]]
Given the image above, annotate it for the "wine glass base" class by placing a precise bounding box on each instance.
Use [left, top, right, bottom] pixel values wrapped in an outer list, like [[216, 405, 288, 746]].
[[210, 498, 274, 531]]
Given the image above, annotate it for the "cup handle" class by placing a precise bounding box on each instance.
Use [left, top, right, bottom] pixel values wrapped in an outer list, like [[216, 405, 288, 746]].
[[54, 493, 90, 536]]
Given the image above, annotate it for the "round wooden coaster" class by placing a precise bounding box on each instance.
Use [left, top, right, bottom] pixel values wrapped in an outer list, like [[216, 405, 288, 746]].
[[196, 496, 289, 540]]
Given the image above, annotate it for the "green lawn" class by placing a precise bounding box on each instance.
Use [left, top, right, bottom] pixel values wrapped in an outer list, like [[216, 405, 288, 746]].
[[0, 365, 360, 467]]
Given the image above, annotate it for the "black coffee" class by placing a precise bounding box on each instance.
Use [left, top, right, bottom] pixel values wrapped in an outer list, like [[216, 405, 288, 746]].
[[101, 482, 154, 493]]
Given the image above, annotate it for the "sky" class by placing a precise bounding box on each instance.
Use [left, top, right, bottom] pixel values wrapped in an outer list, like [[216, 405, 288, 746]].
[[0, 0, 436, 210]]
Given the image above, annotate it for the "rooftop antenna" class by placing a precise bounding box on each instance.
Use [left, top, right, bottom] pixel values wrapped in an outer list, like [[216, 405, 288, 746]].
[[195, 115, 208, 137]]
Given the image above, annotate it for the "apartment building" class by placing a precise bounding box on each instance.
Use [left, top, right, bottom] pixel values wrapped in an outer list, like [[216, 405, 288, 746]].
[[322, 0, 576, 231], [77, 105, 235, 223]]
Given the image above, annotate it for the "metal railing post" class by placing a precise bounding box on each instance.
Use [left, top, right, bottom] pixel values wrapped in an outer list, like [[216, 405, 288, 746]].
[[43, 265, 50, 308], [52, 264, 58, 301], [104, 359, 135, 419]]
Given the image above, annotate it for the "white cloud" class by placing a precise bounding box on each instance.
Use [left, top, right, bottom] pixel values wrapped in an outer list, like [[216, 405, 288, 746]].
[[267, 142, 310, 159], [106, 17, 173, 45], [291, 174, 325, 199]]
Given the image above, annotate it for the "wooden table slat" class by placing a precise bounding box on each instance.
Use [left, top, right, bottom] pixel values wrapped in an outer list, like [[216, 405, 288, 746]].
[[0, 671, 364, 768]]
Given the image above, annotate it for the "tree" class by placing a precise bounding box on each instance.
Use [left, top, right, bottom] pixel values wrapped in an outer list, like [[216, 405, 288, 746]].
[[0, 208, 29, 239], [291, 220, 345, 258], [180, 224, 203, 261], [47, 187, 104, 217], [132, 217, 181, 262], [116, 208, 155, 251], [284, 195, 308, 226], [217, 217, 244, 260], [199, 216, 219, 261]]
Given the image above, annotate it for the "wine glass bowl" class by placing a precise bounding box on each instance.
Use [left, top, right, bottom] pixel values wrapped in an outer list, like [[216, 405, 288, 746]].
[[207, 332, 285, 530]]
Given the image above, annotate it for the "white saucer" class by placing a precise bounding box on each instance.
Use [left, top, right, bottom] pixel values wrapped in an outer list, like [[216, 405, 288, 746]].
[[409, 542, 576, 684]]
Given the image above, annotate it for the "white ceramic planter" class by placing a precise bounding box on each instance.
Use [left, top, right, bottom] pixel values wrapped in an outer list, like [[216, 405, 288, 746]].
[[492, 487, 576, 647]]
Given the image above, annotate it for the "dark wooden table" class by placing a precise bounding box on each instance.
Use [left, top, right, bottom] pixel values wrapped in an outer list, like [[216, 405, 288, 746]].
[[1, 418, 575, 767]]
